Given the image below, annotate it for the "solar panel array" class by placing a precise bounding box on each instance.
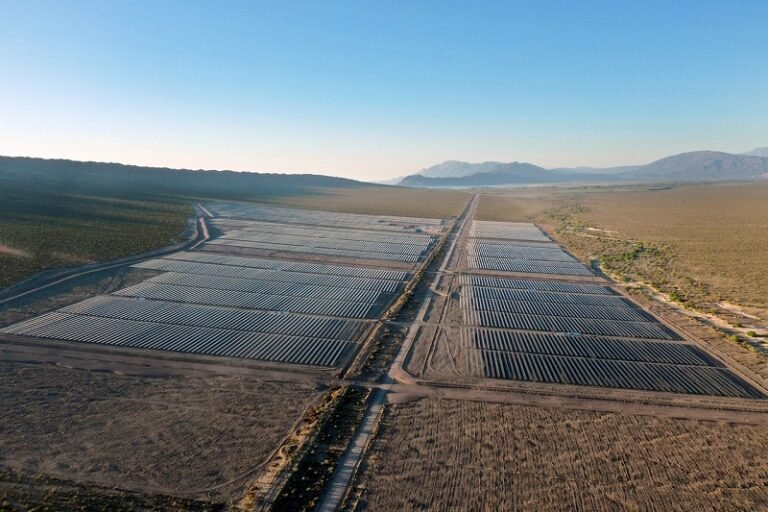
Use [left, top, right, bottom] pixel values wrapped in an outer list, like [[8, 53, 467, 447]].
[[206, 202, 443, 233], [1, 201, 443, 368], [472, 350, 760, 398], [455, 220, 762, 398], [469, 221, 552, 242], [163, 251, 408, 280], [466, 221, 592, 277], [205, 216, 435, 263]]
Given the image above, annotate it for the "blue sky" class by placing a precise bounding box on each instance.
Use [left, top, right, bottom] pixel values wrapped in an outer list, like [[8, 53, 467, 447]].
[[1, 1, 767, 180]]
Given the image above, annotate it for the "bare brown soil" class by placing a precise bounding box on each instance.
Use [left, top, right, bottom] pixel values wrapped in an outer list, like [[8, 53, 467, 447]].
[[0, 359, 323, 502], [355, 397, 768, 512]]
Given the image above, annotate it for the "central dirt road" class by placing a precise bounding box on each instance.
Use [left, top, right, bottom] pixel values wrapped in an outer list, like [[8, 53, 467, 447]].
[[317, 194, 479, 512]]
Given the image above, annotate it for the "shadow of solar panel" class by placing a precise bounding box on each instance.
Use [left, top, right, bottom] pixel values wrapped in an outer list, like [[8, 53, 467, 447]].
[[475, 351, 762, 398]]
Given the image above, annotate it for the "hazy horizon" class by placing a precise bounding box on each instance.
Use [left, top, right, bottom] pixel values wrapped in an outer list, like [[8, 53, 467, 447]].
[[2, 0, 767, 181]]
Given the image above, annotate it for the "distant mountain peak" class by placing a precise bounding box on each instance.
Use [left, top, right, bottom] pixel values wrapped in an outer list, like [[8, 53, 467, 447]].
[[621, 150, 768, 181], [742, 146, 768, 158], [417, 160, 541, 179]]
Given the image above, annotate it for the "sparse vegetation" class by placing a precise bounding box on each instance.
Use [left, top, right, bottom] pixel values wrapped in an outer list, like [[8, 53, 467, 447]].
[[0, 360, 321, 502], [0, 190, 192, 288], [0, 467, 222, 512], [272, 386, 370, 512]]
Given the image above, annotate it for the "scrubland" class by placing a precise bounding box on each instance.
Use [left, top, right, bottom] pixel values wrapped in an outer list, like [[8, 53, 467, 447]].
[[0, 191, 191, 288]]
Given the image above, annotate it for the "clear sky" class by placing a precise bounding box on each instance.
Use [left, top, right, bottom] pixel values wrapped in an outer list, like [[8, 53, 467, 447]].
[[1, 1, 767, 181]]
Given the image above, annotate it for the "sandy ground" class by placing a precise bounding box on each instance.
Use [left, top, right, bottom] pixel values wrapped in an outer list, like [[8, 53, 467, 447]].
[[0, 358, 324, 503], [355, 397, 768, 512]]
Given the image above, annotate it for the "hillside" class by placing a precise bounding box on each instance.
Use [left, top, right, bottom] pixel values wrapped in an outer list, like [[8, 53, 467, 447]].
[[0, 155, 372, 288], [0, 155, 367, 200], [622, 151, 768, 181]]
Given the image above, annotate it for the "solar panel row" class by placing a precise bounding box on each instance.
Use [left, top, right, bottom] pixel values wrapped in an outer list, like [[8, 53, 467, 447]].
[[464, 296, 654, 323], [465, 309, 678, 340], [206, 202, 443, 233], [114, 282, 378, 319], [469, 329, 709, 366], [61, 296, 368, 340], [469, 220, 551, 242], [206, 238, 424, 262], [467, 254, 595, 276], [473, 350, 761, 398], [165, 251, 409, 280], [211, 219, 432, 246], [458, 275, 615, 295], [4, 312, 354, 367], [133, 259, 402, 293], [148, 272, 387, 304]]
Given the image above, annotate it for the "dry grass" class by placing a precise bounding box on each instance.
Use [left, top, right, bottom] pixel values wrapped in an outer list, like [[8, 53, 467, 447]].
[[271, 187, 470, 219], [357, 397, 768, 512], [0, 361, 321, 501], [570, 183, 768, 309]]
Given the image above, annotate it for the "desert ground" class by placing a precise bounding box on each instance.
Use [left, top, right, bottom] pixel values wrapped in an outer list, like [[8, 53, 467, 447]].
[[353, 396, 768, 512], [0, 354, 323, 508]]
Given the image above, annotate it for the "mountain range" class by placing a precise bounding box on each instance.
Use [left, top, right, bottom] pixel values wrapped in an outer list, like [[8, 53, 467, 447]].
[[398, 148, 768, 187]]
